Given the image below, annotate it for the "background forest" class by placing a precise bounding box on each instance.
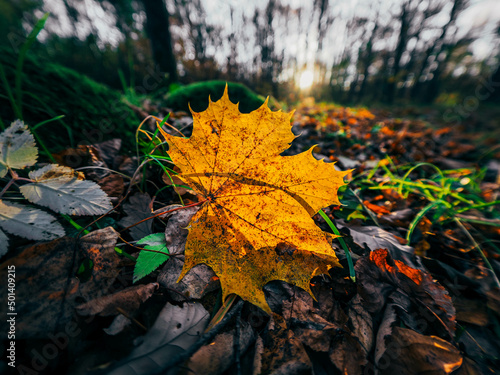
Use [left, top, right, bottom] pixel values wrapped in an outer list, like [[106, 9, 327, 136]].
[[1, 0, 499, 108], [1, 1, 500, 374]]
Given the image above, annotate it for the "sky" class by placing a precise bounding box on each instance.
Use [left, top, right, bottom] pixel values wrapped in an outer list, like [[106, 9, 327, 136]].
[[37, 0, 500, 67]]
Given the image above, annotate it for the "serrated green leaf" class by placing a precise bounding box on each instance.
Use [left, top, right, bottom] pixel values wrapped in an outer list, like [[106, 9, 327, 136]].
[[19, 164, 113, 215], [0, 228, 9, 257], [134, 233, 170, 283], [0, 120, 38, 177], [0, 200, 65, 240]]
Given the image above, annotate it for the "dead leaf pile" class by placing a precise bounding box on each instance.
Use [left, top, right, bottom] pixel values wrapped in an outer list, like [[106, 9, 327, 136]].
[[1, 90, 498, 375]]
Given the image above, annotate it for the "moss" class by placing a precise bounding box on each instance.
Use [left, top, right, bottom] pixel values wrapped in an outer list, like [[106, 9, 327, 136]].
[[163, 81, 266, 113], [0, 47, 139, 152]]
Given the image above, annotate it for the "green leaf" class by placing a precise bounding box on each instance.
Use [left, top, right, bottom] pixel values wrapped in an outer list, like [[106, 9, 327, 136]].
[[0, 120, 38, 177], [19, 164, 113, 215], [0, 228, 9, 257], [0, 200, 65, 241], [134, 233, 170, 283]]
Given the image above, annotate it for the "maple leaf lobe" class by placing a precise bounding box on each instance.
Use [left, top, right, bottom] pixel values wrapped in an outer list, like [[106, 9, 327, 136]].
[[160, 86, 349, 313]]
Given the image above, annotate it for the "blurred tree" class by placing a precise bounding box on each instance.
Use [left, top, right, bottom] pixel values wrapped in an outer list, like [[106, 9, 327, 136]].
[[411, 0, 467, 102], [172, 0, 223, 81], [141, 0, 177, 84], [490, 23, 500, 103], [384, 0, 413, 104], [252, 0, 286, 98], [0, 0, 42, 49]]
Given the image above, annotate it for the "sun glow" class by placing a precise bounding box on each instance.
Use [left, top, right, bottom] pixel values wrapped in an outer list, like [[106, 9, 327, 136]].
[[298, 70, 314, 90]]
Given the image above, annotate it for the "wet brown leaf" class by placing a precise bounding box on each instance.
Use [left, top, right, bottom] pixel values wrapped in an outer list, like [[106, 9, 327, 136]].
[[0, 227, 120, 338], [76, 282, 158, 316], [377, 327, 462, 375]]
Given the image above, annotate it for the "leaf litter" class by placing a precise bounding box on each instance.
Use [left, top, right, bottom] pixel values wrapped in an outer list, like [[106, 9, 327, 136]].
[[0, 91, 498, 374]]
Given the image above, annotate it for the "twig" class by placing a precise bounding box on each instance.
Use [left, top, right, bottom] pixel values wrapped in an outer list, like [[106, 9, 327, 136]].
[[119, 200, 206, 233]]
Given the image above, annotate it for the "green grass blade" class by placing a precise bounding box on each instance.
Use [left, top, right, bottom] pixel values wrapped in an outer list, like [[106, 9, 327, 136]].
[[31, 115, 65, 131], [455, 218, 500, 288], [0, 62, 21, 119], [406, 200, 444, 245], [319, 209, 355, 282], [15, 13, 49, 117]]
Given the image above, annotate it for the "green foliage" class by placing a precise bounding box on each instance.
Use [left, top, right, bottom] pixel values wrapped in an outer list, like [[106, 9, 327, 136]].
[[0, 120, 112, 256], [162, 81, 266, 113], [134, 233, 170, 283], [365, 161, 499, 241], [356, 159, 500, 285], [0, 46, 140, 152]]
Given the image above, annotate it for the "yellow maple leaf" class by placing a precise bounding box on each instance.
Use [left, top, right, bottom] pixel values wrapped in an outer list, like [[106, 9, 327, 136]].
[[159, 87, 349, 313]]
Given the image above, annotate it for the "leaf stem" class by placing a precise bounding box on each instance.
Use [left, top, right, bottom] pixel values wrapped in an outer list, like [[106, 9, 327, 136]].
[[0, 178, 16, 198]]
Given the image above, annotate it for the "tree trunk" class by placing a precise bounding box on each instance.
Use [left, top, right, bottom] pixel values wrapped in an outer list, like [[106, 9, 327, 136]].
[[385, 1, 411, 103], [411, 0, 464, 101], [358, 21, 379, 102], [142, 0, 178, 84]]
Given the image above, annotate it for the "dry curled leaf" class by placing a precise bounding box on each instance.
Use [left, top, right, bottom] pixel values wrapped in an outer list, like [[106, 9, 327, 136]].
[[160, 87, 349, 313]]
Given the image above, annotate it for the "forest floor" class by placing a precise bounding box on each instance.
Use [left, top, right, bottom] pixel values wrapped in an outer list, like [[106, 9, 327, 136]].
[[1, 95, 499, 375]]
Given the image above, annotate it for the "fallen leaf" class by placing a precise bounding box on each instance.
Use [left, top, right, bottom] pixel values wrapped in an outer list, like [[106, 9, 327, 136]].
[[453, 295, 489, 326], [363, 200, 391, 215], [186, 322, 256, 375], [0, 227, 120, 338], [52, 145, 91, 168], [118, 193, 153, 240], [20, 164, 113, 215], [0, 120, 38, 178], [160, 86, 348, 313], [106, 302, 209, 375], [378, 208, 414, 226], [337, 220, 416, 266], [356, 249, 456, 339], [348, 294, 374, 358], [162, 172, 190, 195], [103, 314, 132, 336], [76, 282, 158, 316], [98, 173, 125, 198], [260, 320, 313, 374], [0, 228, 8, 257], [134, 233, 170, 283], [93, 138, 122, 167], [157, 206, 219, 300], [329, 332, 366, 374], [0, 199, 65, 240], [377, 326, 463, 374]]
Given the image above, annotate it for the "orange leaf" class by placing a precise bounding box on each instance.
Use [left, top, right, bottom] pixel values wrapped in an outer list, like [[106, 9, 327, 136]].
[[160, 86, 349, 313]]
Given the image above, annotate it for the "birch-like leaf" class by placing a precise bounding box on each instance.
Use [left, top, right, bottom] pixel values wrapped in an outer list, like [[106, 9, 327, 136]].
[[0, 120, 38, 178], [0, 229, 9, 257], [19, 164, 112, 215], [134, 233, 170, 283], [0, 200, 65, 240]]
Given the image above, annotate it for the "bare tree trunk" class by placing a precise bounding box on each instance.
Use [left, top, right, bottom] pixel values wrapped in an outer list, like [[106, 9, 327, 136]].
[[358, 21, 379, 102], [142, 0, 177, 84], [411, 0, 465, 101], [385, 0, 411, 103]]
